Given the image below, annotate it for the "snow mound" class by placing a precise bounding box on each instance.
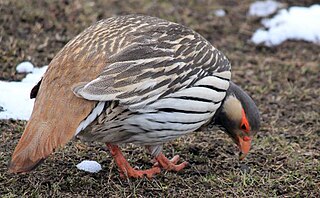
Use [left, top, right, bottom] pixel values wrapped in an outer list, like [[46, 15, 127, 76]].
[[251, 4, 320, 46], [76, 160, 102, 173], [214, 9, 226, 17], [16, 61, 35, 73], [0, 64, 47, 120], [248, 0, 283, 17]]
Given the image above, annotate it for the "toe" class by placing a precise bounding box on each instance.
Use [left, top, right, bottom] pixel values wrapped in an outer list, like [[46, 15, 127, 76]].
[[170, 155, 180, 164], [122, 167, 161, 179], [174, 161, 188, 171], [145, 167, 161, 178]]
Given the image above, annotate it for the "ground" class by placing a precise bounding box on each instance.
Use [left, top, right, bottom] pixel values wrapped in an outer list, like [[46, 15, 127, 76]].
[[0, 0, 319, 197]]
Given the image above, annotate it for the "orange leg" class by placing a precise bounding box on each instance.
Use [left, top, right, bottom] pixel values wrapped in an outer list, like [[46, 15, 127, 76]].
[[106, 144, 161, 178], [154, 153, 188, 172]]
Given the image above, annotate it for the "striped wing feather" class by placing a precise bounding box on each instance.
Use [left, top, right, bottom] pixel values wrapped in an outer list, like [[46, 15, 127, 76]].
[[73, 27, 231, 110]]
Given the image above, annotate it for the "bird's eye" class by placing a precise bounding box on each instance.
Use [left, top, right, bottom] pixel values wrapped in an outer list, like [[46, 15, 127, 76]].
[[240, 109, 250, 132]]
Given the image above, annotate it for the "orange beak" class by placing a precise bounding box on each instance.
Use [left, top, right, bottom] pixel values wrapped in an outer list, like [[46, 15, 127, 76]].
[[238, 136, 251, 160]]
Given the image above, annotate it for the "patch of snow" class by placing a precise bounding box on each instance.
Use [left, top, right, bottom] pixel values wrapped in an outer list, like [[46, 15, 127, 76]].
[[76, 160, 102, 173], [16, 61, 35, 73], [248, 0, 283, 17], [214, 9, 226, 17], [0, 64, 47, 120], [251, 4, 320, 46]]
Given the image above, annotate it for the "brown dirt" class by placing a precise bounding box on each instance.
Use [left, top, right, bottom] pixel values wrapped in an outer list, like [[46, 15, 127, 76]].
[[0, 0, 319, 197]]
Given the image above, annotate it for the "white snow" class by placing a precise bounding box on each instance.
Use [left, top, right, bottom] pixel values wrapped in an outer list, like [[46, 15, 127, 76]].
[[76, 160, 102, 173], [16, 61, 35, 73], [214, 9, 226, 17], [248, 0, 282, 17], [0, 64, 47, 120], [251, 4, 320, 46]]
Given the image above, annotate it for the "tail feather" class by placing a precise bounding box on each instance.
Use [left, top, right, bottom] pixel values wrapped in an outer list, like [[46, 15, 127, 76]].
[[9, 76, 96, 173]]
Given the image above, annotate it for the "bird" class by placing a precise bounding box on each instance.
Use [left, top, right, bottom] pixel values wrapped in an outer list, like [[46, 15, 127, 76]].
[[9, 14, 260, 178]]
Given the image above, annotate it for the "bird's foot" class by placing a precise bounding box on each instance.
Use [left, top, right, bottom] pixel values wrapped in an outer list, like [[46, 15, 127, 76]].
[[154, 153, 188, 172], [119, 166, 161, 179], [106, 144, 160, 178]]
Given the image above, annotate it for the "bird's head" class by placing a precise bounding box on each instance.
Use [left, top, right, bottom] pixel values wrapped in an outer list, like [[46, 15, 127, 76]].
[[213, 82, 260, 160]]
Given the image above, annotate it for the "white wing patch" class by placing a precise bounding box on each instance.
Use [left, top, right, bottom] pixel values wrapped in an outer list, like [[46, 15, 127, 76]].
[[194, 76, 229, 90], [213, 71, 231, 79]]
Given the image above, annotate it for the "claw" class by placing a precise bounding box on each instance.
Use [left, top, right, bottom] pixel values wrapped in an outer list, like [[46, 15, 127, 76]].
[[155, 153, 188, 172]]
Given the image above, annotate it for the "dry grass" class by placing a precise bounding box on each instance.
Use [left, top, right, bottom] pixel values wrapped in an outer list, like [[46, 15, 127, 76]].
[[0, 0, 319, 197]]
